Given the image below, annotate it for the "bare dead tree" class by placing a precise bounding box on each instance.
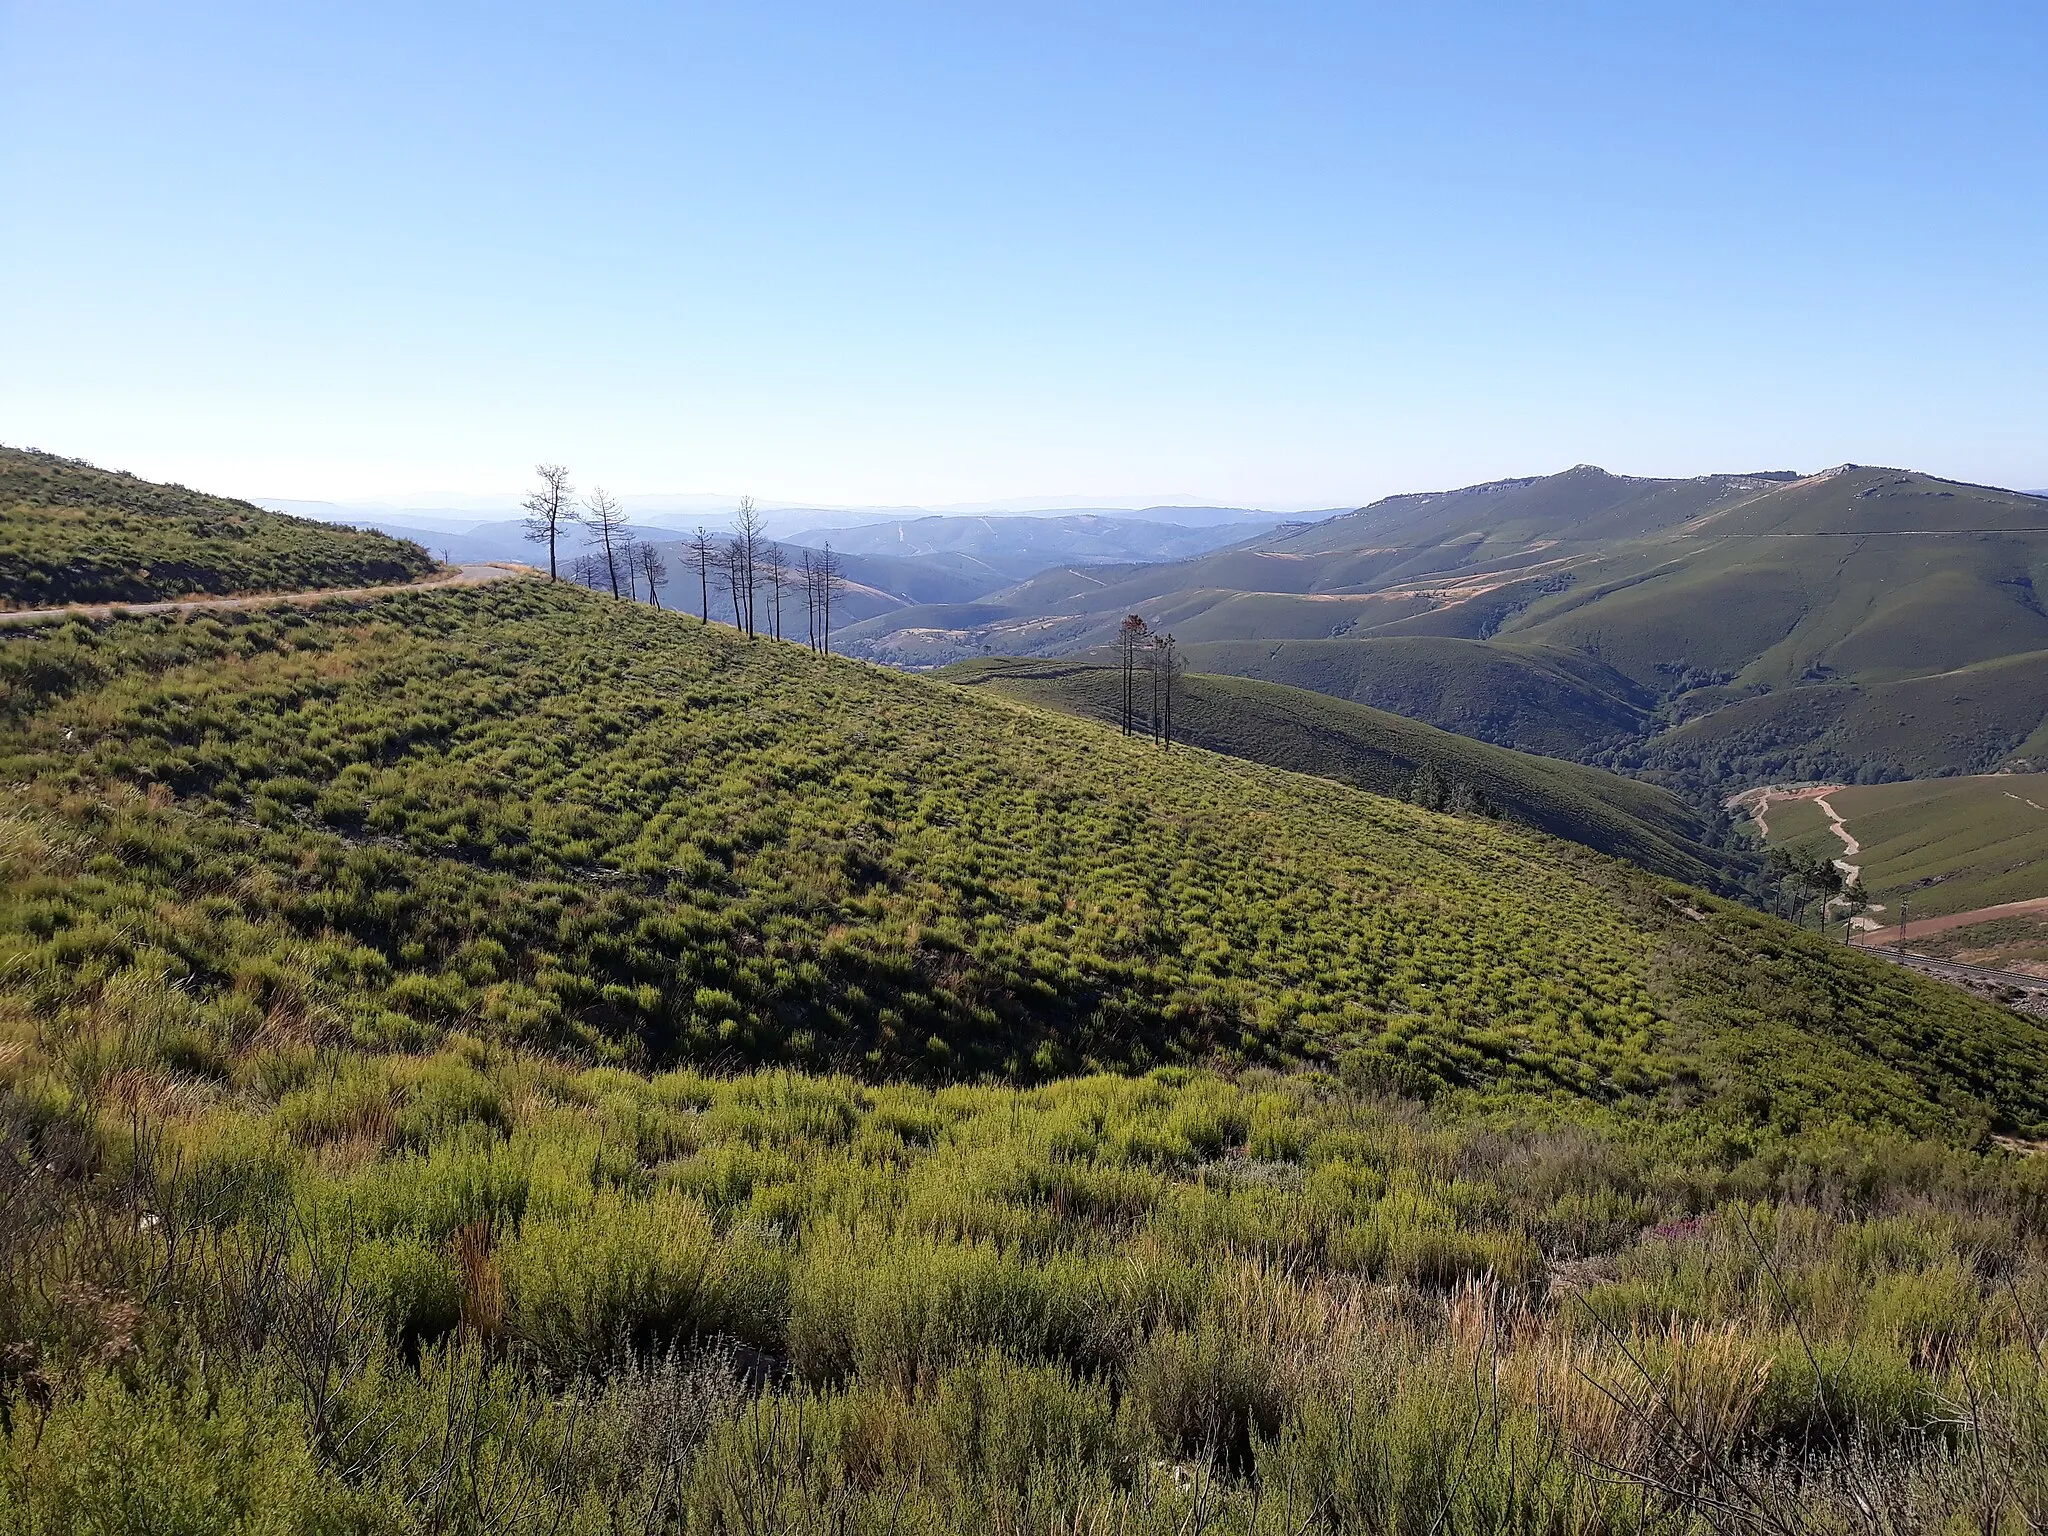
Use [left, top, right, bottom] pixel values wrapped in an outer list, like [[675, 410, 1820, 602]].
[[569, 551, 605, 590], [732, 496, 766, 637], [720, 537, 746, 629], [798, 548, 820, 651], [1140, 632, 1186, 747], [634, 541, 669, 609], [520, 464, 577, 581], [1148, 633, 1164, 743], [1117, 615, 1150, 736], [583, 487, 629, 599], [685, 528, 716, 624], [816, 544, 843, 655], [760, 542, 788, 640]]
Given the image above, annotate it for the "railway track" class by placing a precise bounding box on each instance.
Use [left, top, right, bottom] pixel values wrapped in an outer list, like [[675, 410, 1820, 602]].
[[1852, 943, 2048, 1007]]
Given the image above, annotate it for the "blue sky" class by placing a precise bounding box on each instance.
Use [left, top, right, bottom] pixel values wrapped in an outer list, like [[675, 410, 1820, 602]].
[[3, 1, 2044, 507]]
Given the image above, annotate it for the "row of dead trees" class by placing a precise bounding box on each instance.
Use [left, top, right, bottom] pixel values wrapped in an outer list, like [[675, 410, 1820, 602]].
[[1115, 615, 1185, 748], [522, 465, 846, 653]]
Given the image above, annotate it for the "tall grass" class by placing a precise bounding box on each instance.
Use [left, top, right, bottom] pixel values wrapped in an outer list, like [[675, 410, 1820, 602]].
[[6, 1045, 2048, 1531]]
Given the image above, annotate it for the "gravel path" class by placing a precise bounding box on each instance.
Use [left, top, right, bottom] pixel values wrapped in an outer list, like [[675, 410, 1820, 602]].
[[0, 562, 529, 627]]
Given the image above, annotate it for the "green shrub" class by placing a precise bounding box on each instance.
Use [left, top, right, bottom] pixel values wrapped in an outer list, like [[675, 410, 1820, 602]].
[[930, 1353, 1128, 1494], [1128, 1318, 1292, 1472], [0, 1370, 339, 1535], [789, 1231, 1121, 1386], [335, 1132, 530, 1240], [501, 1189, 786, 1369], [350, 1233, 462, 1344]]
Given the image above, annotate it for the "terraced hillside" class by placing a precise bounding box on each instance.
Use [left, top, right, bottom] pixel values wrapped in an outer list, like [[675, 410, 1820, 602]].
[[941, 657, 1754, 893], [0, 446, 437, 608], [15, 575, 2048, 1530], [840, 465, 2048, 791]]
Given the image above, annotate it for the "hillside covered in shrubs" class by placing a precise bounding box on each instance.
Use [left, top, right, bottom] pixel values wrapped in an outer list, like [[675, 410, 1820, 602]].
[[0, 447, 436, 609], [7, 578, 2048, 1530], [940, 656, 1760, 895], [5, 580, 2043, 1129]]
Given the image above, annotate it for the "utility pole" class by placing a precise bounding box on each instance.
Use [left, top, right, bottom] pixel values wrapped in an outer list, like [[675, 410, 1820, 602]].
[[1897, 896, 1909, 953]]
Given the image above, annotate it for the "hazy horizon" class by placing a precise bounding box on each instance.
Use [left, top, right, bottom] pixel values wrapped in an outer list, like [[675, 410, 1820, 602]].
[[242, 457, 2048, 532]]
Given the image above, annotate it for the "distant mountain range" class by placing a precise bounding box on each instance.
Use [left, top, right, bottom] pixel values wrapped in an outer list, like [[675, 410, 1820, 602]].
[[785, 512, 1282, 581], [260, 495, 1292, 538], [837, 464, 2048, 793], [259, 504, 1293, 609], [260, 463, 2048, 795]]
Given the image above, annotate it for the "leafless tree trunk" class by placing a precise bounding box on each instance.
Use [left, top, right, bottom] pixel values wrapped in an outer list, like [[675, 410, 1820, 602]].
[[521, 464, 576, 580], [1148, 635, 1163, 743], [583, 487, 629, 598], [760, 542, 788, 639], [721, 538, 746, 628], [635, 542, 668, 609], [817, 544, 842, 655], [798, 549, 819, 650], [1117, 615, 1150, 736], [1160, 632, 1183, 748], [732, 496, 765, 637], [686, 528, 715, 624]]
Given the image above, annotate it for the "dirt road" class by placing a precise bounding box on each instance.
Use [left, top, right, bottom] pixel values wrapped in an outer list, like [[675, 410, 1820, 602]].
[[0, 562, 529, 627], [1852, 894, 2048, 948], [1732, 783, 1866, 881]]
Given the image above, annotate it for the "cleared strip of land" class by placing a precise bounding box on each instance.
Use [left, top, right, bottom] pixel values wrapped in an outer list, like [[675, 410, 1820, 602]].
[[0, 561, 528, 625], [1853, 895, 2048, 947]]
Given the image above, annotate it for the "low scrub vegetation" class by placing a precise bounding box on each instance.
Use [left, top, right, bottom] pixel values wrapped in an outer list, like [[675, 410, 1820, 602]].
[[0, 446, 435, 608], [6, 1052, 2048, 1531], [4, 582, 2045, 1133], [942, 657, 1759, 895], [10, 581, 2048, 1529]]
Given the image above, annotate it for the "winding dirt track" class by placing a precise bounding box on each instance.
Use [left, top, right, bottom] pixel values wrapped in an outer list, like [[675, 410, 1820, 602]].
[[0, 562, 531, 627], [1810, 793, 1861, 883], [1737, 783, 1867, 885], [1739, 782, 2048, 944]]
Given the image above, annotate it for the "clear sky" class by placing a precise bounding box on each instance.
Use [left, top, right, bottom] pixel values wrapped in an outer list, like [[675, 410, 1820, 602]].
[[4, 1, 2044, 509]]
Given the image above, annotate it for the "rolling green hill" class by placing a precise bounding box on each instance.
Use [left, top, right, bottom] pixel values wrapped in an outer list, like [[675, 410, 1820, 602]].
[[1174, 637, 1655, 759], [15, 568, 2048, 1528], [941, 656, 1751, 893], [1253, 464, 1797, 561], [1625, 648, 2048, 795], [842, 464, 2048, 793], [6, 579, 2044, 1135], [0, 446, 438, 608]]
